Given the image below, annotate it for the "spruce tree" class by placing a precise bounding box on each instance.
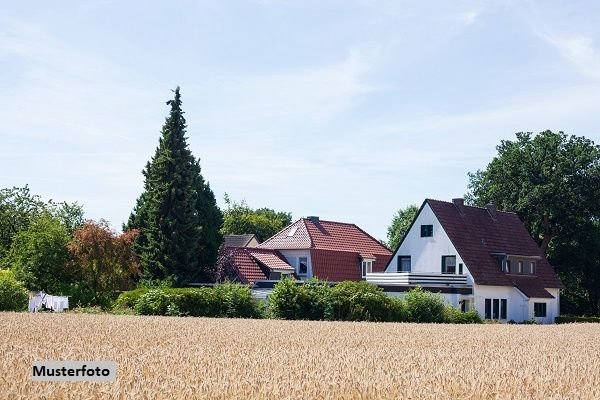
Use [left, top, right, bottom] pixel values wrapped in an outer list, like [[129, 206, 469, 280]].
[[127, 87, 223, 285]]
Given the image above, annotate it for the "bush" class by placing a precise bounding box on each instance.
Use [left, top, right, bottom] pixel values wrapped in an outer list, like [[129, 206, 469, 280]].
[[213, 282, 260, 318], [113, 288, 149, 310], [387, 297, 408, 322], [403, 287, 446, 323], [443, 305, 482, 324], [132, 284, 261, 318], [134, 289, 178, 316], [0, 273, 29, 311], [555, 315, 600, 324], [329, 281, 392, 322], [267, 277, 307, 319]]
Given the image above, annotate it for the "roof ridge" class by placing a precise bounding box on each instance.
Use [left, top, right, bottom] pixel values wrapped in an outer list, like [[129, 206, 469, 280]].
[[425, 198, 519, 215], [301, 218, 315, 248]]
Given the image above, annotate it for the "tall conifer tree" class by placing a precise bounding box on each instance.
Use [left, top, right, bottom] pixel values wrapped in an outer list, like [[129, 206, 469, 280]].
[[127, 87, 222, 284]]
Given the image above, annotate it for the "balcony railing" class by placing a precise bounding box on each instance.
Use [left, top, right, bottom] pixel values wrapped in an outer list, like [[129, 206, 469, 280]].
[[365, 272, 469, 286]]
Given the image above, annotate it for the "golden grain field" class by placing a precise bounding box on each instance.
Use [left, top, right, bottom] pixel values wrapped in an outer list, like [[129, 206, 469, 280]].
[[1, 313, 600, 399]]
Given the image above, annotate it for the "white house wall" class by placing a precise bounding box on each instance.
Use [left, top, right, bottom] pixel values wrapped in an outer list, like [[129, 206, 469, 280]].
[[475, 284, 560, 323], [278, 250, 312, 279], [386, 203, 472, 283]]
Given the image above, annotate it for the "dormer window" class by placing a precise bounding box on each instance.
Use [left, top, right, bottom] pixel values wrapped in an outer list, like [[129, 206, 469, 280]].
[[420, 225, 433, 237]]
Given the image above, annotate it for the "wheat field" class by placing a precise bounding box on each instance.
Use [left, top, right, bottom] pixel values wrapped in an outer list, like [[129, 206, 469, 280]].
[[1, 313, 599, 399]]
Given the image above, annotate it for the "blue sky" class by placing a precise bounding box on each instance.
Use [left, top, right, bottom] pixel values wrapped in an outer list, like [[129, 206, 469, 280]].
[[2, 1, 600, 241]]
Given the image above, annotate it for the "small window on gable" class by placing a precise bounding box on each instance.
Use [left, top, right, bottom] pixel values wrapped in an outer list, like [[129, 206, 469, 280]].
[[420, 225, 433, 237], [298, 257, 308, 275], [441, 255, 456, 274], [397, 256, 411, 272]]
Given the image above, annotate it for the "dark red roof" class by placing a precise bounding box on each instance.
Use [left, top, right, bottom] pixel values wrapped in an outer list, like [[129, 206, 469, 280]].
[[225, 247, 293, 284], [311, 249, 388, 281], [426, 199, 563, 288], [260, 218, 392, 281], [510, 275, 555, 298]]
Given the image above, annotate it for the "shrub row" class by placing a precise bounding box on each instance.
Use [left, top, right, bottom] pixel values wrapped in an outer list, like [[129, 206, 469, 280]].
[[267, 278, 482, 323], [555, 315, 600, 324], [116, 283, 260, 318], [0, 269, 29, 312]]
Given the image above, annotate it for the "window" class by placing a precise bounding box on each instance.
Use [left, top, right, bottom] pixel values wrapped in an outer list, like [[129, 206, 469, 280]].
[[493, 299, 499, 319], [441, 255, 456, 274], [298, 257, 308, 275], [361, 260, 373, 277], [522, 261, 535, 275], [420, 224, 433, 237], [505, 259, 511, 273], [458, 263, 463, 274], [484, 298, 508, 320], [517, 261, 523, 274], [534, 302, 547, 317], [397, 256, 411, 272]]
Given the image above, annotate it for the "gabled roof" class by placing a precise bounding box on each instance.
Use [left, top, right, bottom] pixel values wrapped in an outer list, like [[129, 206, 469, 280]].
[[422, 199, 563, 288], [225, 247, 293, 284], [259, 217, 392, 282], [223, 234, 260, 248], [259, 218, 391, 254]]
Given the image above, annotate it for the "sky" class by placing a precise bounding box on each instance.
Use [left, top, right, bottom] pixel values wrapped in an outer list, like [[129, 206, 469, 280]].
[[2, 1, 600, 241]]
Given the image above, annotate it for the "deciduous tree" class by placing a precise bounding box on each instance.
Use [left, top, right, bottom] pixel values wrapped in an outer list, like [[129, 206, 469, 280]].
[[467, 130, 600, 314], [386, 204, 418, 249], [221, 195, 292, 241]]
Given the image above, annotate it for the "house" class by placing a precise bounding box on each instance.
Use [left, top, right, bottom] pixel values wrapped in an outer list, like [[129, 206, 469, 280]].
[[366, 198, 564, 323], [257, 216, 392, 281], [223, 234, 260, 248]]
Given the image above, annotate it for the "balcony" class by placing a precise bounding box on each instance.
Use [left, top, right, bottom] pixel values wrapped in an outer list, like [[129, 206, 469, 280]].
[[365, 272, 469, 286]]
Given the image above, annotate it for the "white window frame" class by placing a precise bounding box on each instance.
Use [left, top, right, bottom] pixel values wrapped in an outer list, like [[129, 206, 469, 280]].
[[361, 260, 373, 278]]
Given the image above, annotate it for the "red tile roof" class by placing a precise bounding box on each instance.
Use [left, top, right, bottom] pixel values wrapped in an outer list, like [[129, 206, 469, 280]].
[[260, 218, 392, 281], [425, 199, 563, 288], [257, 219, 312, 249], [225, 247, 293, 284], [247, 249, 294, 272]]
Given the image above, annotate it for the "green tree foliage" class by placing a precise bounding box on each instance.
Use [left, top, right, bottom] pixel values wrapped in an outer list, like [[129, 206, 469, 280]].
[[467, 131, 600, 314], [0, 186, 84, 261], [67, 220, 140, 306], [386, 204, 419, 249], [221, 194, 292, 241], [5, 214, 72, 293], [126, 87, 223, 285], [0, 271, 28, 311]]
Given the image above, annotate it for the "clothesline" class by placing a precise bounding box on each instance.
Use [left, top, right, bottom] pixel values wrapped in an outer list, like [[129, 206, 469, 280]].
[[28, 291, 69, 313]]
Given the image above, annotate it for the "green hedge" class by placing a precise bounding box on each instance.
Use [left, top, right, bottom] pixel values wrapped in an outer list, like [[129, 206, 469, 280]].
[[131, 284, 260, 318], [267, 279, 481, 324], [556, 315, 600, 324], [0, 271, 29, 311]]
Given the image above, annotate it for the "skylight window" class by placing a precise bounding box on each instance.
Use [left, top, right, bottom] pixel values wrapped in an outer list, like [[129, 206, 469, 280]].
[[287, 226, 298, 237]]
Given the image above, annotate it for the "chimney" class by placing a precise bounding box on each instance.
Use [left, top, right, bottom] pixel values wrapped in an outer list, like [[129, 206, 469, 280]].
[[307, 216, 320, 223], [452, 198, 465, 214], [485, 203, 497, 220]]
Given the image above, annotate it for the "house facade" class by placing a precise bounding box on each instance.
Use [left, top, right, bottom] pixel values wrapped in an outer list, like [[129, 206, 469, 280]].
[[367, 198, 563, 323], [257, 216, 392, 282]]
